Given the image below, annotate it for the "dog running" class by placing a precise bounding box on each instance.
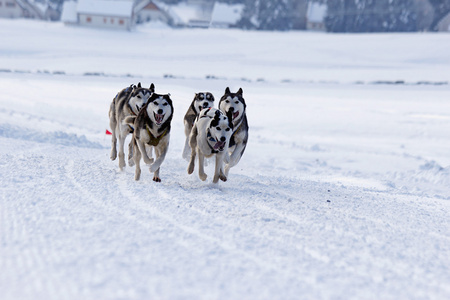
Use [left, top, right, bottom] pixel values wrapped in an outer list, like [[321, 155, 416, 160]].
[[182, 92, 215, 160], [109, 83, 155, 170], [188, 108, 234, 183], [218, 87, 249, 176]]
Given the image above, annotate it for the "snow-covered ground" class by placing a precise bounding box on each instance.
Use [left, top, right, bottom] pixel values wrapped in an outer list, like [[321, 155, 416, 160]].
[[1, 19, 450, 300]]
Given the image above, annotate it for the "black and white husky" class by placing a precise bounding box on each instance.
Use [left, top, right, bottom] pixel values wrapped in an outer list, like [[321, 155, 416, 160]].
[[218, 87, 249, 175], [109, 82, 155, 170], [188, 108, 234, 183], [182, 92, 215, 160], [126, 93, 174, 182]]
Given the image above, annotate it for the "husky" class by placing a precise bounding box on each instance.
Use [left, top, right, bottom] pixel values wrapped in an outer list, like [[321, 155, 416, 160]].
[[182, 92, 215, 160], [109, 82, 155, 170], [188, 108, 234, 183], [126, 93, 174, 182], [218, 87, 249, 175]]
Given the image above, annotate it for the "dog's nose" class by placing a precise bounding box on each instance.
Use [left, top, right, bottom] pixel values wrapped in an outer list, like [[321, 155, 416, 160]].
[[157, 109, 163, 114], [220, 137, 226, 142], [202, 102, 209, 108], [228, 107, 234, 112]]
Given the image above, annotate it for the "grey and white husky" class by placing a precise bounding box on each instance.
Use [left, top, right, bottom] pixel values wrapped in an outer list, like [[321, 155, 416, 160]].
[[188, 108, 234, 183], [109, 82, 155, 170], [126, 93, 174, 182], [182, 92, 215, 160], [218, 87, 249, 175]]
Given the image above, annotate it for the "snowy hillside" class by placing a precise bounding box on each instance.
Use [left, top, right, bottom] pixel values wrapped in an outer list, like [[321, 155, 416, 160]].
[[1, 19, 450, 300]]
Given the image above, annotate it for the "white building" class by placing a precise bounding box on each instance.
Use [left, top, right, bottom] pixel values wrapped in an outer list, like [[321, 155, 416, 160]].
[[210, 2, 243, 28]]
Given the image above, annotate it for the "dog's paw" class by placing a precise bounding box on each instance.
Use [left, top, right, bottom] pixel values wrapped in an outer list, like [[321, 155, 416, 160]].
[[134, 171, 141, 181], [128, 159, 135, 167], [199, 173, 207, 181], [219, 174, 227, 182], [153, 176, 161, 182]]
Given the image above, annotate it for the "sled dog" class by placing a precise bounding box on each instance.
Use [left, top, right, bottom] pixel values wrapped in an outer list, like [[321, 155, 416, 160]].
[[188, 108, 234, 183], [109, 82, 155, 170], [182, 92, 215, 160], [218, 87, 249, 175], [126, 93, 174, 182]]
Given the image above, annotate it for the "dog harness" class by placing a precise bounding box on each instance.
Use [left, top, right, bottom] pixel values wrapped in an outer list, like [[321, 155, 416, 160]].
[[145, 125, 168, 146]]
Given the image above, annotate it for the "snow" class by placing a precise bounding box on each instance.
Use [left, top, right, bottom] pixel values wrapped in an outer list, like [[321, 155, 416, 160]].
[[307, 2, 327, 23], [210, 2, 244, 27], [60, 1, 78, 23], [1, 19, 450, 300], [77, 0, 134, 18]]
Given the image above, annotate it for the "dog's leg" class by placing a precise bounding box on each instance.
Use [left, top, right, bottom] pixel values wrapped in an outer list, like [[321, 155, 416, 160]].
[[187, 125, 198, 174], [151, 147, 161, 182], [128, 139, 135, 167], [198, 153, 207, 181], [109, 102, 117, 161], [149, 142, 169, 176], [182, 122, 192, 160], [118, 133, 127, 170], [136, 139, 154, 165], [134, 141, 142, 181], [213, 154, 227, 183]]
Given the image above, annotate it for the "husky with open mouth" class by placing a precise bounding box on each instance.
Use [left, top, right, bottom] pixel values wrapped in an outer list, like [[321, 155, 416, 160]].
[[109, 82, 155, 170], [182, 92, 215, 160], [188, 108, 234, 183], [126, 93, 174, 182], [218, 87, 249, 175]]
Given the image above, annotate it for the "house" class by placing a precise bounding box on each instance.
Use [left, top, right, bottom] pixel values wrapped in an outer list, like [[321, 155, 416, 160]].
[[75, 0, 134, 30], [134, 0, 169, 24], [210, 2, 244, 28], [306, 2, 326, 31], [0, 0, 44, 19], [167, 0, 214, 28]]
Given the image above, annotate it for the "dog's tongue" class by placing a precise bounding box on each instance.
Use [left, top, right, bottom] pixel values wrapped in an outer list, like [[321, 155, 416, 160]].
[[155, 113, 164, 124], [214, 141, 226, 151], [233, 111, 239, 119]]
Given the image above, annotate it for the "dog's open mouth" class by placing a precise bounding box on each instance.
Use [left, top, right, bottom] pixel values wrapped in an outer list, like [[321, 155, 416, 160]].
[[154, 113, 165, 125], [213, 141, 226, 151], [232, 111, 239, 120]]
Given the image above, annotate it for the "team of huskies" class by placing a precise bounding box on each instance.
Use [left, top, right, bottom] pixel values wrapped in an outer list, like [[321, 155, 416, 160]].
[[109, 83, 249, 183]]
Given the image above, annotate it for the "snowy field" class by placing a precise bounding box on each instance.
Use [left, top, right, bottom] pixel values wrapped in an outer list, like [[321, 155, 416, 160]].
[[1, 19, 450, 300]]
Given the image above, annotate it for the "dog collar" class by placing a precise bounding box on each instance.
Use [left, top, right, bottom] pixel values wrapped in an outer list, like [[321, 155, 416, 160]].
[[128, 103, 138, 116], [145, 124, 168, 146]]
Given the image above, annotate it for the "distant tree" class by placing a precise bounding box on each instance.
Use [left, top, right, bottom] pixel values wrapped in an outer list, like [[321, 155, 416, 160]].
[[428, 0, 450, 30], [239, 0, 295, 30], [325, 0, 417, 32]]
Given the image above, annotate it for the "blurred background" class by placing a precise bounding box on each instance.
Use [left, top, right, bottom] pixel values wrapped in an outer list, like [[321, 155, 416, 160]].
[[1, 0, 449, 33]]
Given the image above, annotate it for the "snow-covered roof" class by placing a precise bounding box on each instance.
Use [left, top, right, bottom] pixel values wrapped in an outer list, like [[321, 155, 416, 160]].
[[307, 2, 326, 23], [77, 0, 134, 18], [210, 2, 244, 27], [61, 1, 78, 23]]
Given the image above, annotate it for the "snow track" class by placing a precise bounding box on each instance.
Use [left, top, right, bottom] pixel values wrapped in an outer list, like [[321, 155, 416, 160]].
[[2, 19, 450, 300]]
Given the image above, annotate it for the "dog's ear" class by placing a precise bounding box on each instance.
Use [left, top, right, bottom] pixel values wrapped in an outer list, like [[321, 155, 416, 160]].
[[237, 88, 243, 96], [137, 82, 142, 88], [226, 110, 234, 130], [225, 87, 230, 94], [211, 111, 221, 127], [149, 83, 155, 92]]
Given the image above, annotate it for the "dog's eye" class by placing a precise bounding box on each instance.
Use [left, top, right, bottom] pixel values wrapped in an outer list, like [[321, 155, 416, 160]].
[[216, 127, 221, 131], [226, 128, 230, 132], [235, 101, 239, 104], [225, 100, 230, 103], [163, 102, 168, 106], [137, 95, 141, 99]]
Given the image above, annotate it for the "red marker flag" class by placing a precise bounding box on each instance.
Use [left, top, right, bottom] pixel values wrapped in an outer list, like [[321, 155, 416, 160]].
[[105, 129, 112, 135]]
